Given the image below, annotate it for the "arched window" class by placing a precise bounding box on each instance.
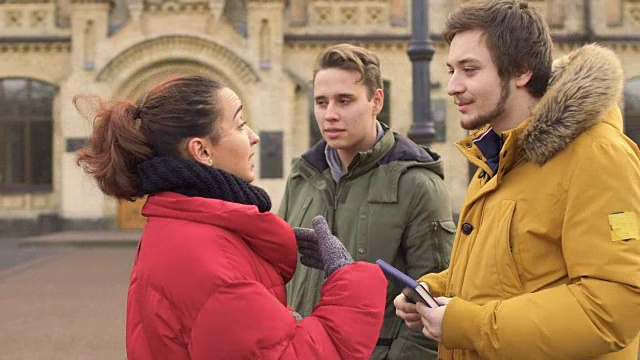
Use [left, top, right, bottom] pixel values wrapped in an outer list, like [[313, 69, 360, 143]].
[[624, 77, 640, 146], [378, 80, 391, 127], [224, 0, 247, 35], [0, 78, 56, 192]]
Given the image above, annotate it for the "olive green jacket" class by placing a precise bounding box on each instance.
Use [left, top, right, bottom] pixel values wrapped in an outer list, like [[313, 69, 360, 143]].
[[279, 126, 455, 360]]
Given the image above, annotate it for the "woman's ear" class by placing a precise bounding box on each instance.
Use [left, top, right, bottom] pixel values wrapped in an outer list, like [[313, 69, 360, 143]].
[[186, 137, 213, 166]]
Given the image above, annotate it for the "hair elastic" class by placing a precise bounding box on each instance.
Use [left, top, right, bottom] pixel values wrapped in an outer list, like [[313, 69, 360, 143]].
[[133, 104, 142, 120]]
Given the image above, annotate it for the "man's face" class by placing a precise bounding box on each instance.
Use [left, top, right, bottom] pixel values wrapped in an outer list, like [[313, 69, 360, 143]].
[[313, 68, 382, 155], [446, 29, 511, 131]]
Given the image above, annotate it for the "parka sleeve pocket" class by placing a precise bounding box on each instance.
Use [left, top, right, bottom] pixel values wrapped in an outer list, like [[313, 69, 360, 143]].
[[433, 219, 456, 269]]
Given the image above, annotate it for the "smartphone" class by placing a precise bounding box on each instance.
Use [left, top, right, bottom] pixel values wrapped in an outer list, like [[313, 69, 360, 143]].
[[376, 259, 441, 308]]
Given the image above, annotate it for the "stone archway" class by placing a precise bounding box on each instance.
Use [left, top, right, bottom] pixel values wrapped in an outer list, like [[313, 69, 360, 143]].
[[97, 34, 259, 101], [97, 35, 260, 229]]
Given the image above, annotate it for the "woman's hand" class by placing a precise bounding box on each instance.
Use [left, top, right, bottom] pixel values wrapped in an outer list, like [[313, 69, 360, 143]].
[[293, 215, 353, 277]]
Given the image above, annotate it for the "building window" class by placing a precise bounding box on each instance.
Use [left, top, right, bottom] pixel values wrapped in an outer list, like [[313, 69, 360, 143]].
[[0, 78, 56, 192], [309, 83, 323, 147], [378, 80, 391, 126], [624, 77, 640, 146], [432, 98, 447, 143]]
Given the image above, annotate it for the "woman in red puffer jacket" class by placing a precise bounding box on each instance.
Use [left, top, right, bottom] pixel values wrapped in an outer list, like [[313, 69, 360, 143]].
[[75, 75, 387, 360]]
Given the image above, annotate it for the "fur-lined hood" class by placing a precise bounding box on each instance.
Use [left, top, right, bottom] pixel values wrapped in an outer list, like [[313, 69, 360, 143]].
[[520, 44, 624, 164]]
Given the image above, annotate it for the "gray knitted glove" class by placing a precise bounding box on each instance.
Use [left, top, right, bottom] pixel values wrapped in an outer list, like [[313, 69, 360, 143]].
[[293, 215, 353, 277], [290, 309, 303, 322], [293, 226, 324, 270]]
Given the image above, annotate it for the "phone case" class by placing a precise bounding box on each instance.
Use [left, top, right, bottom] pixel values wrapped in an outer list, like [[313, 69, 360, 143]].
[[376, 259, 441, 308]]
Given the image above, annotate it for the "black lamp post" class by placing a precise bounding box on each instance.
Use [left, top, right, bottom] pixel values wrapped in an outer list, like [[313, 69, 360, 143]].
[[407, 0, 436, 146]]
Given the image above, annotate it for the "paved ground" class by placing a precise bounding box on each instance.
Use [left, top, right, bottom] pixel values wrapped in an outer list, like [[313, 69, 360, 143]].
[[0, 232, 137, 360]]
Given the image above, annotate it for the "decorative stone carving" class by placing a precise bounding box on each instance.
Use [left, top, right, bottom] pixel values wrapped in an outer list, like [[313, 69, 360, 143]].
[[84, 20, 96, 70], [209, 0, 225, 20], [314, 6, 333, 25], [629, 3, 640, 26], [1, 3, 68, 35], [128, 0, 144, 21], [5, 9, 24, 27], [0, 42, 71, 53], [339, 6, 358, 25], [30, 9, 47, 27], [70, 0, 110, 3], [259, 19, 272, 69], [2, 0, 53, 3], [146, 0, 210, 14], [365, 5, 385, 25], [307, 1, 396, 30]]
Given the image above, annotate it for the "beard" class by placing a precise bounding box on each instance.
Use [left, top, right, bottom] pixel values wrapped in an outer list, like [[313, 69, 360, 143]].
[[460, 79, 511, 131]]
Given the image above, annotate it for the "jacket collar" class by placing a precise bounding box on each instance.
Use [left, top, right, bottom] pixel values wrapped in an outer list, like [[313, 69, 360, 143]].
[[300, 122, 442, 179], [142, 192, 297, 281], [520, 44, 624, 164]]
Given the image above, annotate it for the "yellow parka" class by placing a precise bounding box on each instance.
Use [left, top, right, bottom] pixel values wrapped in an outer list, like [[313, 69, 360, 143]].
[[419, 45, 640, 359]]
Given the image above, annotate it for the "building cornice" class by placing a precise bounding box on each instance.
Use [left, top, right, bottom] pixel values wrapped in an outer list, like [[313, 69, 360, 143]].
[[284, 33, 640, 43], [284, 33, 640, 48], [284, 33, 411, 43], [0, 36, 70, 53]]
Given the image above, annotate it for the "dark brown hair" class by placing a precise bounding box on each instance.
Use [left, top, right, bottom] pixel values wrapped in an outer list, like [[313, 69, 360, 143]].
[[313, 43, 383, 99], [443, 0, 553, 98], [75, 75, 225, 200]]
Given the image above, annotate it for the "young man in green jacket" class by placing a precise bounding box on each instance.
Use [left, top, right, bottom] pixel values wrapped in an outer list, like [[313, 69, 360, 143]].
[[279, 43, 455, 359]]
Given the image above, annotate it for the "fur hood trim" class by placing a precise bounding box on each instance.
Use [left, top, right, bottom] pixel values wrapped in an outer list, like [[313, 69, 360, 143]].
[[520, 44, 624, 164]]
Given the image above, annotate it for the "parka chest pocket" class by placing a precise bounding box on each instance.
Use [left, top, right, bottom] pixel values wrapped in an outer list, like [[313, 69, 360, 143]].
[[491, 199, 524, 296]]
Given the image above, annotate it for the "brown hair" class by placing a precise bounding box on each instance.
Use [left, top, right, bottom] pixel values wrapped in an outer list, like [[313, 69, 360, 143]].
[[75, 75, 225, 200], [313, 43, 383, 99], [443, 0, 553, 98]]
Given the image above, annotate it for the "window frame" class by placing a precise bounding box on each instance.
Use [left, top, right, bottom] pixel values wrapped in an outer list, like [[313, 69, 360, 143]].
[[0, 77, 56, 194], [624, 77, 640, 146]]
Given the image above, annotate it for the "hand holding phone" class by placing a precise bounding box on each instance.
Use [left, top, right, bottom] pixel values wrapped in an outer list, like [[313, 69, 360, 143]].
[[376, 259, 441, 308]]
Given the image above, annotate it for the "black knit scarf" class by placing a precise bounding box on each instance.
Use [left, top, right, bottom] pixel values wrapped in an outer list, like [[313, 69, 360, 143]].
[[136, 156, 271, 213]]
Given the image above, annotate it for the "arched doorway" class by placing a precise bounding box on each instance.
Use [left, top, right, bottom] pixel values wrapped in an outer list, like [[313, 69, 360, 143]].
[[624, 77, 640, 146], [101, 40, 259, 229], [116, 65, 249, 229], [117, 66, 217, 230]]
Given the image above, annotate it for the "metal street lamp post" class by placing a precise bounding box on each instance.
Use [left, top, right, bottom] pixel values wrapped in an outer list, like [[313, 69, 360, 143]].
[[407, 0, 436, 146]]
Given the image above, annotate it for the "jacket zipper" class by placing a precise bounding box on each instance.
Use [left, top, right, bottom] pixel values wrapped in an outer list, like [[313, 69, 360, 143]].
[[334, 178, 344, 210]]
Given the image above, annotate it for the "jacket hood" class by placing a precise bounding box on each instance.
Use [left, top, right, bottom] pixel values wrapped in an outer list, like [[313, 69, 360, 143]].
[[520, 44, 624, 164], [142, 192, 297, 280], [300, 124, 445, 179]]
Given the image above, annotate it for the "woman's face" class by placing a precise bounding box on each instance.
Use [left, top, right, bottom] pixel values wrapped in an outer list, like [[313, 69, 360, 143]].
[[208, 88, 260, 183]]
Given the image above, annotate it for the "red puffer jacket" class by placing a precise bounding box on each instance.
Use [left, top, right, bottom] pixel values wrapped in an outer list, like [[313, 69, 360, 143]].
[[126, 192, 387, 359]]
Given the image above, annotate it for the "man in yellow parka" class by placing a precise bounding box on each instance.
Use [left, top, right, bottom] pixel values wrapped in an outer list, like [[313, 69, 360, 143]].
[[394, 1, 640, 359]]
